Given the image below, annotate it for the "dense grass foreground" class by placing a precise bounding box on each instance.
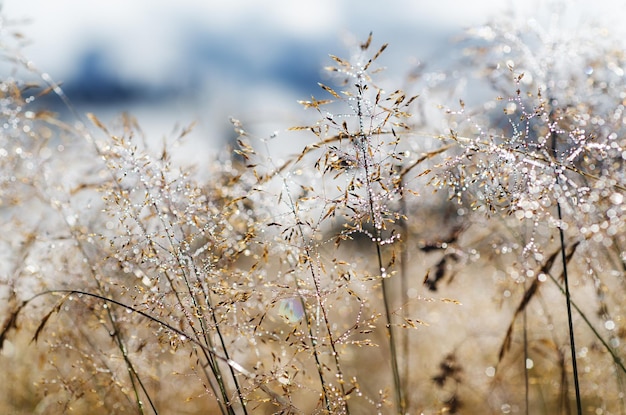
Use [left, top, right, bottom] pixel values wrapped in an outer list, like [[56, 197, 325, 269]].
[[1, 13, 626, 415]]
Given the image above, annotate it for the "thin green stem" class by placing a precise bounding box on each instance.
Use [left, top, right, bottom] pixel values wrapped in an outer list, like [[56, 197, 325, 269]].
[[547, 273, 626, 374], [377, 243, 404, 414], [399, 175, 410, 410]]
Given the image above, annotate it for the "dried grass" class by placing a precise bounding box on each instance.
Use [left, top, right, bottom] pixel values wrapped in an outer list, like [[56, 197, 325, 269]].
[[1, 11, 625, 415]]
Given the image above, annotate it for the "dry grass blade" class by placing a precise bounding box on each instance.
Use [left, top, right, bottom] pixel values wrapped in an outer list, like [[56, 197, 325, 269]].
[[329, 54, 350, 69], [296, 97, 334, 109], [363, 43, 388, 71], [288, 125, 317, 131], [360, 32, 373, 50], [176, 121, 197, 140], [36, 81, 63, 97], [497, 242, 579, 363], [0, 302, 26, 351], [400, 143, 453, 179], [87, 112, 110, 134], [318, 83, 341, 99], [258, 134, 344, 182], [497, 248, 560, 362], [30, 295, 70, 344]]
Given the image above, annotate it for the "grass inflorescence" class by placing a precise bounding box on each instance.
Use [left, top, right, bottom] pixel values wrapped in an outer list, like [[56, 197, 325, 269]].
[[1, 10, 626, 415]]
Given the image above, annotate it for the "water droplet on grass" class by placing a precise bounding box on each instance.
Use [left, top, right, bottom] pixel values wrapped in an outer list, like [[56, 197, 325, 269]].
[[279, 298, 304, 323]]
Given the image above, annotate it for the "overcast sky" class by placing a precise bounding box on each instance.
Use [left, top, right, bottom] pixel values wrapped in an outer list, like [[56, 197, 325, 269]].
[[2, 0, 626, 158]]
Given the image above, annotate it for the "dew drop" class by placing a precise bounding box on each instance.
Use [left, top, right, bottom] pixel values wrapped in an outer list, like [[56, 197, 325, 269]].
[[610, 193, 623, 205], [278, 298, 304, 323]]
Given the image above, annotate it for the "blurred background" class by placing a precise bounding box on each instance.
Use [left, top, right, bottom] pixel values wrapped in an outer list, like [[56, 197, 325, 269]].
[[2, 0, 626, 161]]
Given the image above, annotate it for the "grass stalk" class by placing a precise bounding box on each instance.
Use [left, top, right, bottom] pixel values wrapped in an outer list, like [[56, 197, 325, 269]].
[[283, 181, 349, 413], [398, 175, 410, 410], [8, 289, 298, 412], [523, 306, 529, 415], [299, 291, 333, 413], [52, 192, 158, 415], [546, 273, 626, 375], [377, 244, 404, 414], [550, 119, 582, 415], [354, 70, 404, 414], [555, 202, 582, 415], [136, 204, 235, 414], [304, 246, 349, 414]]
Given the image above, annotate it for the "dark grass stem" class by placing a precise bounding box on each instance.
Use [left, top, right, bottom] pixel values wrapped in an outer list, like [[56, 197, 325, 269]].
[[550, 122, 582, 415], [555, 202, 582, 415], [111, 316, 155, 415], [546, 273, 626, 375], [205, 290, 248, 415]]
